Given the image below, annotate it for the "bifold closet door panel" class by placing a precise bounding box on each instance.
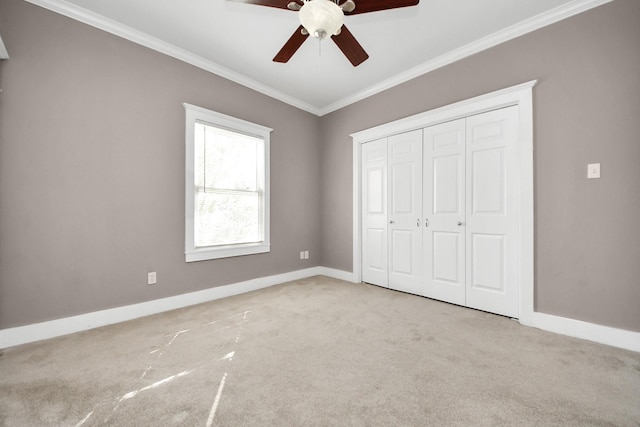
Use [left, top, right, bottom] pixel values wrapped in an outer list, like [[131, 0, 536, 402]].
[[360, 103, 523, 318], [465, 106, 520, 318], [361, 138, 389, 287], [423, 119, 466, 306], [387, 130, 423, 295]]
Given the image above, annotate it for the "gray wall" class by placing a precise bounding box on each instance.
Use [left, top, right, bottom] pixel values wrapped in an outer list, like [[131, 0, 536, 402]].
[[1, 0, 639, 334], [320, 0, 640, 332], [0, 0, 321, 329]]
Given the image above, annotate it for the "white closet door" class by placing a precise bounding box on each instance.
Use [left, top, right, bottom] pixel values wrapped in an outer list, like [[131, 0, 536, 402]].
[[361, 138, 388, 287], [388, 130, 423, 295], [423, 119, 466, 305], [465, 106, 520, 318]]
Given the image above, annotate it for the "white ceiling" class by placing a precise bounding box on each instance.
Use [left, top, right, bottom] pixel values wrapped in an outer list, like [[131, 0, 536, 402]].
[[26, 0, 609, 115]]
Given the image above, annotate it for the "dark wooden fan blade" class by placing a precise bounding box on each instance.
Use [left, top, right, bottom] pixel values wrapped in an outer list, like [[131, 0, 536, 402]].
[[227, 0, 292, 11], [227, 0, 418, 14], [273, 26, 309, 63], [344, 0, 419, 15], [331, 25, 369, 66]]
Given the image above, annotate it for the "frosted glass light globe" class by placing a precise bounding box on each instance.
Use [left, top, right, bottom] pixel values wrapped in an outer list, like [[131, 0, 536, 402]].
[[299, 0, 344, 39]]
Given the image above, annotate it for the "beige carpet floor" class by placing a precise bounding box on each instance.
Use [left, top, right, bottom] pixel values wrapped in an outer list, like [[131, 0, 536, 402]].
[[1, 276, 639, 426]]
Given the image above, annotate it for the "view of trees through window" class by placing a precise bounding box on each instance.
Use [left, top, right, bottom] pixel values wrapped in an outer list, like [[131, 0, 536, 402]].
[[194, 122, 263, 248]]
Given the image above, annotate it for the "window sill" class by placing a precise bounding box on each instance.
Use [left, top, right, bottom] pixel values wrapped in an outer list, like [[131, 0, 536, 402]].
[[185, 242, 270, 262]]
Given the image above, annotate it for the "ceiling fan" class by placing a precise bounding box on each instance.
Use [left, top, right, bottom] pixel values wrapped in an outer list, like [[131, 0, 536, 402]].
[[229, 0, 420, 66]]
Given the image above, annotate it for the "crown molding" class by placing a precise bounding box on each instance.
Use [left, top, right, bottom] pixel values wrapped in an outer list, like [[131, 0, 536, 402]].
[[318, 0, 614, 115], [25, 0, 612, 116], [23, 0, 322, 115]]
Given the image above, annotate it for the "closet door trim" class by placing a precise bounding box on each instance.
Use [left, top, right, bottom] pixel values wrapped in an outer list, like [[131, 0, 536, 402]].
[[352, 80, 536, 322]]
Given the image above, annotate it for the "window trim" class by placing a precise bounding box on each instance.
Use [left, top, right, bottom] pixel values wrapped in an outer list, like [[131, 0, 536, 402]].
[[183, 103, 272, 262]]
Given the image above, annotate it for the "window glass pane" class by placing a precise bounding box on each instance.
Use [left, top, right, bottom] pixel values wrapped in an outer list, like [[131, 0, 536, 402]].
[[194, 122, 259, 191], [194, 122, 206, 188], [195, 191, 260, 247]]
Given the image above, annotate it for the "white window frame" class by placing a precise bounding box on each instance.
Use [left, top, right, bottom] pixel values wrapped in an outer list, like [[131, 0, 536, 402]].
[[183, 103, 271, 262]]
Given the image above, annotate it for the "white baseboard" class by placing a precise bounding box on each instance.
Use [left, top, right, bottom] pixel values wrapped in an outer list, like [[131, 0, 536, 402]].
[[0, 267, 324, 349], [315, 266, 358, 283], [520, 312, 640, 353], [2, 267, 638, 353]]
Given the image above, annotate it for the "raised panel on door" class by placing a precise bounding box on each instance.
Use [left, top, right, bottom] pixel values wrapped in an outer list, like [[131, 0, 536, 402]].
[[361, 138, 388, 287], [466, 106, 519, 317], [388, 130, 423, 295], [423, 119, 466, 305]]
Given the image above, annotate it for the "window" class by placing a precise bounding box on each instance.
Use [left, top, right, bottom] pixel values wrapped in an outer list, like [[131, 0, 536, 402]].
[[184, 103, 271, 262]]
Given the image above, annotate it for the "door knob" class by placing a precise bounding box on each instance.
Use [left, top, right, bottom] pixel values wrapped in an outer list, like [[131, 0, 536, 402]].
[[389, 220, 395, 224], [458, 221, 465, 226]]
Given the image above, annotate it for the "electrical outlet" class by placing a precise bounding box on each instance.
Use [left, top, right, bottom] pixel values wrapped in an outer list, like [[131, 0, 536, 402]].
[[147, 272, 157, 285], [587, 163, 600, 179]]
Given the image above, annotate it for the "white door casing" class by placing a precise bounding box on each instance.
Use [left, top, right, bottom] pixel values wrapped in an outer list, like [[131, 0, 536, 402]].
[[387, 130, 423, 295], [423, 118, 466, 306]]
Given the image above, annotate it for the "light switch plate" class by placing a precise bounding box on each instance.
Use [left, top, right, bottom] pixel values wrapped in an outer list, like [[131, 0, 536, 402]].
[[587, 163, 600, 179]]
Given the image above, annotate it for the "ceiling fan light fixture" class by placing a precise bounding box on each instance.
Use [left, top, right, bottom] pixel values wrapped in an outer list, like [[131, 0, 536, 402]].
[[299, 0, 344, 39]]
